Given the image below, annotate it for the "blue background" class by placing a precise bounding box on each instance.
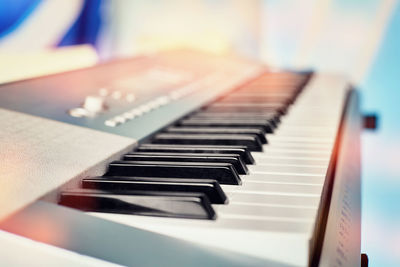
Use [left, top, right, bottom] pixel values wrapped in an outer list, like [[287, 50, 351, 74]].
[[360, 2, 400, 266]]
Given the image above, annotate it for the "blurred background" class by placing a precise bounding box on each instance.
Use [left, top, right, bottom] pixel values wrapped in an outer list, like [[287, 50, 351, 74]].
[[0, 0, 399, 265]]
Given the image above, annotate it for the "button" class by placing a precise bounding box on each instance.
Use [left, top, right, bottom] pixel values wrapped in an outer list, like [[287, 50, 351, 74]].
[[156, 96, 170, 105], [126, 93, 136, 102], [122, 112, 136, 120], [139, 105, 151, 113], [170, 91, 182, 100], [114, 116, 127, 124], [148, 100, 161, 109], [112, 91, 122, 99], [98, 88, 109, 97], [105, 120, 119, 127], [83, 95, 106, 113], [129, 108, 144, 117], [68, 107, 90, 118]]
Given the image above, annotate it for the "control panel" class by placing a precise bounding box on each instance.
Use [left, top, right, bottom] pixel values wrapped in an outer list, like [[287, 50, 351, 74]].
[[0, 50, 265, 140]]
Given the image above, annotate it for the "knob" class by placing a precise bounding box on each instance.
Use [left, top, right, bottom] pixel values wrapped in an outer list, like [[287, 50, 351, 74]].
[[83, 95, 106, 113]]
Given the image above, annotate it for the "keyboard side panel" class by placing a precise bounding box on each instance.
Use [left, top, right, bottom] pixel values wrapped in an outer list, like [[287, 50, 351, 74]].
[[0, 108, 136, 220], [316, 90, 362, 266]]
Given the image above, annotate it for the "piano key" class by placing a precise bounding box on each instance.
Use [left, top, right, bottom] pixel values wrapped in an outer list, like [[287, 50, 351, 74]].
[[124, 153, 248, 174], [267, 135, 334, 144], [188, 117, 275, 129], [241, 81, 304, 89], [252, 149, 331, 159], [204, 106, 285, 116], [178, 119, 273, 133], [222, 181, 323, 195], [82, 177, 228, 204], [193, 111, 281, 125], [242, 173, 325, 185], [208, 216, 314, 232], [196, 109, 280, 117], [248, 164, 327, 176], [247, 78, 307, 86], [252, 154, 330, 166], [228, 192, 320, 207], [59, 189, 216, 220], [218, 95, 293, 104], [136, 144, 255, 164], [235, 89, 299, 97], [214, 203, 317, 219], [239, 92, 300, 98], [152, 133, 263, 152], [253, 72, 308, 79], [210, 102, 287, 110], [106, 160, 242, 185], [165, 127, 267, 144], [226, 92, 296, 98], [93, 211, 314, 233], [265, 142, 333, 150]]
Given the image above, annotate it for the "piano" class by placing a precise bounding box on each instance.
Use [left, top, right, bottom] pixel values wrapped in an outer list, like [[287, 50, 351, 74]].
[[0, 50, 361, 266]]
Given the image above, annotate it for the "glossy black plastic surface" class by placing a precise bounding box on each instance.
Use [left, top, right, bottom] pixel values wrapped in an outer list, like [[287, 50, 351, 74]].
[[152, 133, 263, 151], [82, 176, 228, 204], [59, 189, 216, 220], [124, 153, 248, 174], [177, 118, 273, 133], [136, 144, 255, 164], [106, 160, 242, 185], [165, 127, 267, 144]]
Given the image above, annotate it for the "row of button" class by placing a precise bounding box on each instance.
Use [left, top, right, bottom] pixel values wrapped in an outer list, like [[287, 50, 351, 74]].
[[99, 88, 137, 102], [105, 96, 171, 127], [104, 74, 223, 127]]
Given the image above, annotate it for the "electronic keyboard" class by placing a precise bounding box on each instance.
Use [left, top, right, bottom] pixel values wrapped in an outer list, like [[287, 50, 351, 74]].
[[0, 50, 361, 266]]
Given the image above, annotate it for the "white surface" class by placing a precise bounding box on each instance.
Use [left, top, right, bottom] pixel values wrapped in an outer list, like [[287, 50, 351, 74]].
[[0, 45, 98, 84], [0, 108, 135, 220], [0, 230, 119, 267]]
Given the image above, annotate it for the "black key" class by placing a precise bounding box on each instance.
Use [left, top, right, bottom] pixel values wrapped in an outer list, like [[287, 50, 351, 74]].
[[124, 152, 248, 174], [106, 160, 242, 185], [152, 133, 263, 152], [59, 189, 216, 220], [215, 99, 291, 110], [236, 86, 300, 93], [211, 102, 286, 108], [194, 111, 281, 125], [227, 92, 296, 98], [165, 127, 267, 144], [178, 119, 273, 134], [82, 176, 228, 204], [218, 95, 293, 105], [186, 116, 277, 129], [136, 144, 255, 164], [204, 105, 286, 115]]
